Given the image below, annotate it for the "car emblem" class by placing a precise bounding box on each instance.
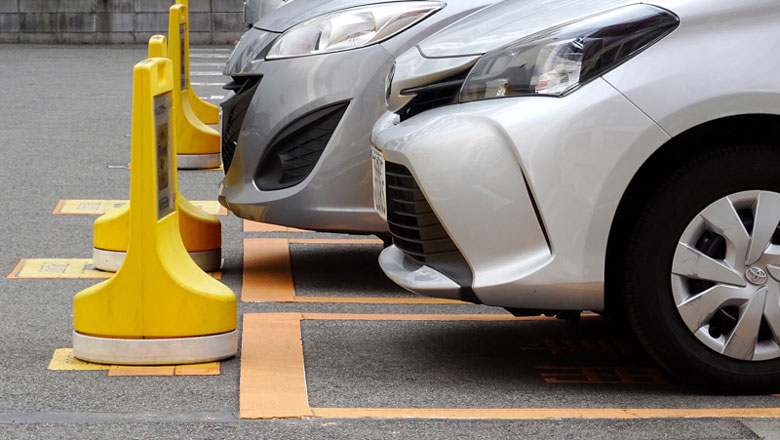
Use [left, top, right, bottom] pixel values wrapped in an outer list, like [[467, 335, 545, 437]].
[[745, 266, 768, 285]]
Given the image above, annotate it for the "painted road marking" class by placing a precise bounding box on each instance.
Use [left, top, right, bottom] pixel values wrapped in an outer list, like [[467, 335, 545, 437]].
[[9, 259, 112, 279], [242, 238, 460, 304], [293, 313, 600, 321], [243, 239, 294, 302], [199, 95, 225, 100], [244, 220, 312, 232], [241, 314, 312, 419], [174, 363, 221, 376], [240, 313, 780, 420], [49, 349, 219, 376], [536, 365, 668, 385], [48, 348, 110, 370], [8, 259, 222, 279], [190, 71, 226, 76], [192, 82, 226, 86], [310, 408, 780, 419], [108, 366, 175, 376], [53, 199, 227, 216], [519, 338, 635, 356]]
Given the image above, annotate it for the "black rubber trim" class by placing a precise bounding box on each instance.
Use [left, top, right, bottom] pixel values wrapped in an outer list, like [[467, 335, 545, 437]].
[[220, 76, 262, 174], [520, 169, 551, 249], [396, 70, 469, 122]]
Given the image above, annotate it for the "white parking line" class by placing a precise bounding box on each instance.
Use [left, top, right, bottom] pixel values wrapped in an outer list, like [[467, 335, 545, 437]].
[[191, 72, 226, 76], [191, 82, 226, 86], [199, 95, 225, 100]]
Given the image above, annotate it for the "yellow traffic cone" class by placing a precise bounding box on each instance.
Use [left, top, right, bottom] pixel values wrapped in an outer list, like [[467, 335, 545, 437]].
[[176, 0, 221, 126], [169, 4, 221, 169], [73, 57, 237, 365], [91, 35, 222, 274]]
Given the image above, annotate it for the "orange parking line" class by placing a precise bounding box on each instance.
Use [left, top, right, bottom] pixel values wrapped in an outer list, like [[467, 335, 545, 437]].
[[240, 313, 779, 420], [242, 239, 295, 302], [299, 313, 601, 321], [175, 362, 221, 376], [292, 297, 462, 304], [52, 199, 66, 214], [6, 259, 26, 279], [311, 407, 780, 420], [244, 220, 287, 232], [289, 238, 383, 245], [108, 366, 175, 377], [241, 314, 313, 419], [244, 220, 312, 233]]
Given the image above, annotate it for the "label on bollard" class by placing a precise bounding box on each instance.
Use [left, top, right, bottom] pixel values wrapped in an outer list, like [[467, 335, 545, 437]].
[[180, 24, 187, 91], [154, 92, 175, 219]]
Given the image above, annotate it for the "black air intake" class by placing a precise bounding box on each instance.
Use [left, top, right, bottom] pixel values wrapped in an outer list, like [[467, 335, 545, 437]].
[[384, 162, 475, 301], [220, 76, 261, 174], [255, 102, 349, 190]]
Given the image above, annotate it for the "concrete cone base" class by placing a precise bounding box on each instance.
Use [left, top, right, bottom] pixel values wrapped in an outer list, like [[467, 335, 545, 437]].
[[177, 153, 221, 169], [93, 247, 222, 273], [73, 330, 237, 365]]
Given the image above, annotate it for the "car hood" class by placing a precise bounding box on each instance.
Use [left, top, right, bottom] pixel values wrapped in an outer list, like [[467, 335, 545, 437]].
[[253, 0, 411, 32], [417, 0, 635, 58]]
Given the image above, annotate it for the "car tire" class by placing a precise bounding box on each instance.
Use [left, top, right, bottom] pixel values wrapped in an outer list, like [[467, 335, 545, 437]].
[[622, 143, 780, 393]]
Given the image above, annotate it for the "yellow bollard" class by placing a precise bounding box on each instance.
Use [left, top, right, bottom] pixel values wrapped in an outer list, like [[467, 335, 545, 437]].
[[169, 4, 221, 169], [91, 36, 222, 274], [175, 0, 221, 126], [73, 57, 237, 365]]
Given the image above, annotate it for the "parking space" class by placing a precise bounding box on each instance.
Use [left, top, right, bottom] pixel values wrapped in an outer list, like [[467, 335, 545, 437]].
[[3, 45, 780, 438], [240, 313, 780, 421]]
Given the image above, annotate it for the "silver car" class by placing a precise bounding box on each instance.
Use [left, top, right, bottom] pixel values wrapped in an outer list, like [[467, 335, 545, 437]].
[[372, 0, 780, 390], [219, 0, 497, 234]]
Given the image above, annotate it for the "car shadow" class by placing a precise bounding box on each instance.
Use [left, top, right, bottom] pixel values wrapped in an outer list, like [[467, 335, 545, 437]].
[[289, 243, 414, 297]]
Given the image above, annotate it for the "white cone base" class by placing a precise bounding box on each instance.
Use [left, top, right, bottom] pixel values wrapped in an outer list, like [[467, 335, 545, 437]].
[[73, 330, 237, 365], [177, 153, 221, 170], [92, 247, 222, 273]]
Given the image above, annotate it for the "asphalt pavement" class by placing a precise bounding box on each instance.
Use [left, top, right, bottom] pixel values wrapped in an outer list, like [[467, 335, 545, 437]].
[[1, 45, 780, 439]]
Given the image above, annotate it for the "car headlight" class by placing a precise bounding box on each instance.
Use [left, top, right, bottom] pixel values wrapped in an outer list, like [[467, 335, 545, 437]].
[[266, 1, 444, 59], [459, 4, 679, 102]]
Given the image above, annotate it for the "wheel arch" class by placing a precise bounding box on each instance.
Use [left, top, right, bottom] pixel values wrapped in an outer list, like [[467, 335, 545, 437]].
[[604, 113, 780, 315]]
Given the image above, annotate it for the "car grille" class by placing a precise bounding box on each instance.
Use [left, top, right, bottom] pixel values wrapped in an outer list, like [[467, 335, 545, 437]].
[[255, 102, 349, 190], [220, 76, 261, 174], [396, 70, 469, 122], [384, 161, 477, 302], [385, 162, 460, 263]]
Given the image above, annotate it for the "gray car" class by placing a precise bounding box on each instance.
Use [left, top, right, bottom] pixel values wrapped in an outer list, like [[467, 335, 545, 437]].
[[219, 0, 498, 234]]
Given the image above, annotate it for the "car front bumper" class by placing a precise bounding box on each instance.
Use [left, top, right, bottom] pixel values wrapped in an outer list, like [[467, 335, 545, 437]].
[[373, 78, 670, 310], [218, 28, 393, 234]]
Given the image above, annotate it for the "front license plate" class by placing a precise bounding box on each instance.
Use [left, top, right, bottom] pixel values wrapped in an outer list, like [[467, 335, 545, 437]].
[[372, 147, 387, 221]]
